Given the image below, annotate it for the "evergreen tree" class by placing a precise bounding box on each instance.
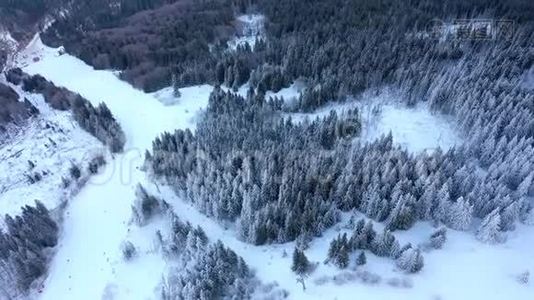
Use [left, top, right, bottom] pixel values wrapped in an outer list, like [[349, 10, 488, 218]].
[[372, 229, 397, 257], [291, 248, 310, 276], [396, 247, 424, 273], [327, 233, 351, 269], [356, 251, 367, 266], [446, 196, 473, 231], [476, 208, 505, 244], [429, 227, 447, 249], [335, 245, 350, 269], [0, 201, 58, 294], [172, 74, 182, 98], [386, 194, 416, 231]]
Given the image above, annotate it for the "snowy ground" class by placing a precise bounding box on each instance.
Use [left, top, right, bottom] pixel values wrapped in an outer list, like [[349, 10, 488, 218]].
[[288, 90, 462, 153], [151, 85, 213, 108], [265, 80, 306, 104], [521, 68, 534, 90], [17, 37, 212, 300], [359, 102, 461, 152], [0, 77, 105, 226], [143, 184, 534, 300], [9, 36, 533, 300], [227, 14, 265, 51]]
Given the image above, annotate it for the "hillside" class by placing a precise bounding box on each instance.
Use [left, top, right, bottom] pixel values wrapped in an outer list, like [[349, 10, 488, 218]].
[[0, 0, 533, 299]]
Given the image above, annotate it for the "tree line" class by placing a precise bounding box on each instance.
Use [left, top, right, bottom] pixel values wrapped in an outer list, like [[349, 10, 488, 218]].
[[41, 0, 238, 92], [6, 68, 126, 152], [0, 201, 58, 298], [0, 82, 39, 129]]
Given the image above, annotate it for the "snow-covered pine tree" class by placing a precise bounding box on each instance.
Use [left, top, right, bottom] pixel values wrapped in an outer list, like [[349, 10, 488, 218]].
[[0, 201, 58, 295], [476, 208, 505, 244], [396, 247, 424, 273], [500, 200, 520, 231], [291, 247, 310, 275], [172, 73, 181, 98], [131, 184, 162, 226], [436, 181, 451, 224], [356, 251, 367, 266], [335, 245, 350, 269], [429, 227, 447, 249], [386, 194, 416, 231], [327, 233, 350, 268], [446, 196, 473, 231], [372, 229, 398, 257], [121, 241, 137, 261]]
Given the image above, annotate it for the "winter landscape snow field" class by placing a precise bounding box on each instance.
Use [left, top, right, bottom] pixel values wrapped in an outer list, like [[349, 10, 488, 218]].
[[287, 91, 462, 153], [10, 36, 533, 300]]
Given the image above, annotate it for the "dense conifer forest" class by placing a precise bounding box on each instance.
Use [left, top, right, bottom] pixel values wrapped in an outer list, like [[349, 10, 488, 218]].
[[144, 0, 534, 247], [0, 201, 58, 298], [41, 0, 237, 91]]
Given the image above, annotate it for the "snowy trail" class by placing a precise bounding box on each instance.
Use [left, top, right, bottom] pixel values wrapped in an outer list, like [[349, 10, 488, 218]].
[[20, 38, 212, 300], [17, 37, 534, 300]]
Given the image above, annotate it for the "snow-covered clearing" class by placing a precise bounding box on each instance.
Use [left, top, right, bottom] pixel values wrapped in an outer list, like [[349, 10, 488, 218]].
[[19, 38, 212, 152], [9, 36, 533, 300], [266, 80, 306, 104], [227, 14, 265, 51], [289, 91, 462, 153], [152, 85, 214, 108], [359, 100, 462, 152]]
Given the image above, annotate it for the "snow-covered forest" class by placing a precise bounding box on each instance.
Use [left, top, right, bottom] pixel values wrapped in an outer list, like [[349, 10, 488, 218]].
[[0, 0, 533, 299]]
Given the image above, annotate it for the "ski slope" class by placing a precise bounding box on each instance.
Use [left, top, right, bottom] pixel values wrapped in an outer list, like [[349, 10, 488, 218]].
[[13, 36, 534, 300], [19, 37, 212, 300]]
